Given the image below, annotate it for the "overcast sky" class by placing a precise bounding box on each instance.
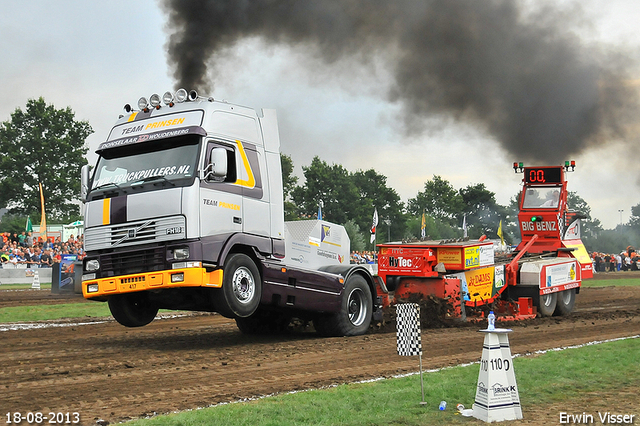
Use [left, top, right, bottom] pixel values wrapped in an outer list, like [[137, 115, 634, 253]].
[[1, 0, 638, 229]]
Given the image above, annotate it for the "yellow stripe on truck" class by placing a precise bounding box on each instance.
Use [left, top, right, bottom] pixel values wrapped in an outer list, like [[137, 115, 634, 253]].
[[102, 198, 111, 225], [235, 140, 256, 188], [83, 268, 224, 299]]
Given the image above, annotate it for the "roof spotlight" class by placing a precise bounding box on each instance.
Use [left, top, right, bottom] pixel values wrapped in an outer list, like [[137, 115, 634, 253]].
[[188, 90, 198, 101], [123, 104, 133, 113], [138, 97, 149, 110], [175, 88, 188, 103], [150, 93, 161, 109], [163, 91, 174, 106]]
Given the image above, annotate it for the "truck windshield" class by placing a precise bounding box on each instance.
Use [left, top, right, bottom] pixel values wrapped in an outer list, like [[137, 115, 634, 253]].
[[91, 134, 200, 192], [522, 186, 561, 209]]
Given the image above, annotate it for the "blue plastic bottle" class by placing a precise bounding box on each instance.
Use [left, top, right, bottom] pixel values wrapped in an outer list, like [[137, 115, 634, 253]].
[[487, 311, 496, 331]]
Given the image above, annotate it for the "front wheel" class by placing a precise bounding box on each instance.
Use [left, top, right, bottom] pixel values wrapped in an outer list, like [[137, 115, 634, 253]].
[[108, 292, 159, 327], [314, 275, 372, 337], [214, 253, 262, 318], [535, 292, 557, 317], [553, 288, 576, 316]]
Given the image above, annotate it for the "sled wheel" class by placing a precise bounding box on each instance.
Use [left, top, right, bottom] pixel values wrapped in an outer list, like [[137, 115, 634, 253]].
[[108, 292, 158, 327], [314, 275, 372, 337], [553, 288, 576, 316], [536, 292, 557, 317], [215, 253, 261, 318]]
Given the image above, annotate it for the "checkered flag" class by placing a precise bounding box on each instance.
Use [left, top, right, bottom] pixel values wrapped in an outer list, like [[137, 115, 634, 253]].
[[396, 303, 422, 356]]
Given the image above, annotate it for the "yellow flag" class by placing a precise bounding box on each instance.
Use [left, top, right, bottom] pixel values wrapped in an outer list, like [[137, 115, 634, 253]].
[[497, 219, 504, 246], [421, 212, 426, 238], [39, 182, 47, 241]]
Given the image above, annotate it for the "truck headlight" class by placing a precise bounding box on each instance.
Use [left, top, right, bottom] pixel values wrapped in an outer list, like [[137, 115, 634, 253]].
[[173, 248, 189, 260], [172, 261, 201, 269], [85, 259, 100, 271], [87, 284, 99, 293]]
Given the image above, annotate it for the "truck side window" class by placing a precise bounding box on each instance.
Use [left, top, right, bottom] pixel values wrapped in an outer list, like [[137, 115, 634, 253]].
[[206, 142, 237, 183]]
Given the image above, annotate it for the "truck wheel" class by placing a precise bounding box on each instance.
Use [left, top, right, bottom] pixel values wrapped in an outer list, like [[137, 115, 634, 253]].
[[108, 293, 158, 327], [314, 275, 372, 337], [535, 292, 557, 317], [553, 288, 576, 316], [214, 253, 261, 319]]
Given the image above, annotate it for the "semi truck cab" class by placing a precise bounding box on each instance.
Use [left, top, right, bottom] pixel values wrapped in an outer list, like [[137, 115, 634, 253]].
[[81, 89, 376, 336], [81, 90, 286, 324]]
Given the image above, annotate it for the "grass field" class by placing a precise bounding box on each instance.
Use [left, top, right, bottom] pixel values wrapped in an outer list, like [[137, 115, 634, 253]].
[[0, 302, 111, 323], [582, 277, 640, 287], [121, 337, 640, 426], [0, 282, 52, 290]]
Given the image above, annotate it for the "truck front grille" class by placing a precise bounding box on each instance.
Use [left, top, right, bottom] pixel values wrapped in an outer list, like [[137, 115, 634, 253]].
[[100, 246, 165, 277], [85, 216, 186, 251]]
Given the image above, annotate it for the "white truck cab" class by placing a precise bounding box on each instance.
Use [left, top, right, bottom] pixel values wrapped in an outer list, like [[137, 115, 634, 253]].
[[81, 89, 376, 336]]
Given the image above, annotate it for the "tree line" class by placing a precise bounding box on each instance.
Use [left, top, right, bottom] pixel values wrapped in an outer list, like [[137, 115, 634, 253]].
[[281, 154, 618, 251], [1, 98, 639, 253]]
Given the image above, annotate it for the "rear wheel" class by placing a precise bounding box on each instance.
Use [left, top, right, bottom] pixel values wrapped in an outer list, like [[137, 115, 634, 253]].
[[214, 253, 261, 318], [314, 275, 372, 337], [108, 292, 159, 327], [535, 292, 557, 317], [553, 288, 576, 316]]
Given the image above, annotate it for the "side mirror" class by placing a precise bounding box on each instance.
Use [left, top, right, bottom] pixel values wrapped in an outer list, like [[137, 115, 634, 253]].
[[204, 147, 228, 181], [80, 164, 90, 202]]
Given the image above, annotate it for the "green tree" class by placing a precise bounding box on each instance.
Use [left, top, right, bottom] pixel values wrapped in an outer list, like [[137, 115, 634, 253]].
[[406, 214, 458, 240], [0, 214, 30, 235], [289, 158, 406, 243], [566, 191, 602, 248], [407, 175, 464, 226], [291, 156, 359, 225], [344, 219, 366, 252], [280, 153, 299, 221], [629, 203, 640, 229], [351, 169, 405, 242], [506, 194, 522, 244], [459, 183, 510, 240], [0, 98, 92, 221]]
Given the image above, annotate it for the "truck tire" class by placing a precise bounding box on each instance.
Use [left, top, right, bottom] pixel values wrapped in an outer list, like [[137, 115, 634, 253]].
[[214, 253, 261, 319], [535, 292, 557, 317], [108, 292, 159, 327], [553, 288, 576, 316], [314, 275, 372, 337]]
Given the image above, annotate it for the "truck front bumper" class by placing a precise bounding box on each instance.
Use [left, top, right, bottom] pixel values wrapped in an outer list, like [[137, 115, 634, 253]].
[[82, 267, 223, 299]]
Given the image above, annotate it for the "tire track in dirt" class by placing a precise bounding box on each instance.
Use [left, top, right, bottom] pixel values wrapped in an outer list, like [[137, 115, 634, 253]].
[[1, 285, 639, 425]]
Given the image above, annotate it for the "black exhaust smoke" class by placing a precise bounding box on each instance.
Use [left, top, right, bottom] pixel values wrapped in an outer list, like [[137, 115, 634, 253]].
[[161, 0, 638, 163]]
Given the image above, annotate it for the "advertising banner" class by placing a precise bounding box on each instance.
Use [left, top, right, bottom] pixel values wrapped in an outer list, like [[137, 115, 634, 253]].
[[59, 254, 78, 291]]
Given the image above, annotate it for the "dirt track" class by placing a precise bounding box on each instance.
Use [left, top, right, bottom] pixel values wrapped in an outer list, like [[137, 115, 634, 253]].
[[1, 274, 639, 425]]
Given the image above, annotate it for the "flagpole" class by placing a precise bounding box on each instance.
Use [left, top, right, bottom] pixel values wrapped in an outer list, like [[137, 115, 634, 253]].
[[39, 182, 47, 242]]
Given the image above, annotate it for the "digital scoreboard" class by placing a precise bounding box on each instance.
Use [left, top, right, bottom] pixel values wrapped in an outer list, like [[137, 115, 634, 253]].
[[523, 167, 563, 184]]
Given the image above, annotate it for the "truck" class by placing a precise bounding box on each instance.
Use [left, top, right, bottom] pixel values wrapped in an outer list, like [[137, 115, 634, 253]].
[[81, 89, 592, 334], [80, 89, 377, 336]]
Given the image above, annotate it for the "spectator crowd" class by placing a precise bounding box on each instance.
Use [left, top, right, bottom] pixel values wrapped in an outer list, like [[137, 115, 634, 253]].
[[1, 231, 85, 269], [591, 246, 639, 272], [350, 250, 377, 264]]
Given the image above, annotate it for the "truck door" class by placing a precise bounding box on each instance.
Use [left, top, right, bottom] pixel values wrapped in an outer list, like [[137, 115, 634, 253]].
[[200, 140, 243, 240], [238, 142, 270, 237]]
